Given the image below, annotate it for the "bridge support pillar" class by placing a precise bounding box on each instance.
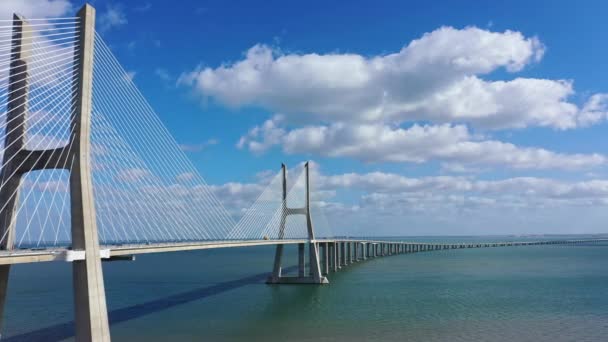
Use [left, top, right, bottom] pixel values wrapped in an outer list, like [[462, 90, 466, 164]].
[[298, 243, 305, 277], [346, 242, 351, 265], [0, 13, 31, 334], [0, 5, 111, 341], [333, 242, 339, 271], [327, 243, 333, 271], [322, 242, 329, 275], [267, 163, 328, 285]]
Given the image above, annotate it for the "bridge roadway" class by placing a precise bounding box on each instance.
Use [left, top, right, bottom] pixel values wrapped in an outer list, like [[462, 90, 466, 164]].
[[0, 238, 605, 267]]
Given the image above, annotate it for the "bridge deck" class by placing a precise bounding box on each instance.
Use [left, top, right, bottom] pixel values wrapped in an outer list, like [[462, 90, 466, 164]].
[[0, 238, 605, 266]]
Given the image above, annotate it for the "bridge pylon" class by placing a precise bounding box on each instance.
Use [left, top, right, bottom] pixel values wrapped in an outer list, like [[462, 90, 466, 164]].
[[0, 4, 111, 341], [267, 162, 329, 284]]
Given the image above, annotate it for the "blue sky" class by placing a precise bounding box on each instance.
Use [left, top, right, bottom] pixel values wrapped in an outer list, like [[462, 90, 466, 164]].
[[5, 0, 608, 236]]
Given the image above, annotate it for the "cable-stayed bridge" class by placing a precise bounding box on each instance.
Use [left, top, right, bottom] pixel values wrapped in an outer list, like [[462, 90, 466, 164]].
[[0, 4, 605, 341]]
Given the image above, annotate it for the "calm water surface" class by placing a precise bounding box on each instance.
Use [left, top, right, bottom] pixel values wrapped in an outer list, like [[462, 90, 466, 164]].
[[4, 236, 608, 341]]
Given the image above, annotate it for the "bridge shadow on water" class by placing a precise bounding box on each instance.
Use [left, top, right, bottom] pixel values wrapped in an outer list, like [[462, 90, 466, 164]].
[[5, 266, 298, 342]]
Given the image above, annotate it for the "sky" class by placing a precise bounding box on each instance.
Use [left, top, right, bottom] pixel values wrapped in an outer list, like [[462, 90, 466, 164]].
[[3, 0, 608, 236]]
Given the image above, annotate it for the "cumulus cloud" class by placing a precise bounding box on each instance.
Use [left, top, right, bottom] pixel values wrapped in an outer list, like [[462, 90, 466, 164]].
[[238, 118, 605, 170], [0, 0, 78, 88], [99, 3, 127, 32], [0, 0, 71, 19], [175, 172, 196, 182], [208, 182, 266, 216], [180, 26, 607, 131], [204, 165, 608, 235], [115, 168, 152, 183], [179, 138, 219, 152], [319, 172, 608, 201]]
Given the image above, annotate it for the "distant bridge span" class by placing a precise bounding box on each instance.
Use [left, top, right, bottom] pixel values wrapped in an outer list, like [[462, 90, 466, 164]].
[[0, 237, 605, 266]]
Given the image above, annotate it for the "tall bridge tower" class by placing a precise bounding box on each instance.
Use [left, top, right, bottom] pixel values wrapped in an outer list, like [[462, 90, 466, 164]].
[[267, 162, 328, 284], [0, 4, 110, 341]]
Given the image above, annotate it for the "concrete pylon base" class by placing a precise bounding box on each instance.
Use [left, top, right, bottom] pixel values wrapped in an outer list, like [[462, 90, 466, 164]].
[[266, 276, 329, 284]]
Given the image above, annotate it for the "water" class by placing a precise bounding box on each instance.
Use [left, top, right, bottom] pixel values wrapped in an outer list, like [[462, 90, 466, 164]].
[[4, 236, 608, 341]]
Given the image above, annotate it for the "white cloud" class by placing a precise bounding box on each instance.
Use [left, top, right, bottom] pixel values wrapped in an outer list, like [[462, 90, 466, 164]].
[[99, 3, 127, 32], [319, 171, 608, 202], [124, 71, 136, 82], [154, 68, 171, 81], [115, 168, 151, 183], [208, 182, 266, 216], [204, 166, 608, 235], [176, 172, 196, 182], [179, 26, 607, 131], [179, 138, 219, 152], [0, 0, 71, 19], [0, 1, 78, 88], [238, 118, 605, 170], [35, 179, 69, 192]]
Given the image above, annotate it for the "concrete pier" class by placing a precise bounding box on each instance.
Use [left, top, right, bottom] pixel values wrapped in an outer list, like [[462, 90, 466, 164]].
[[322, 243, 329, 275], [332, 242, 340, 272], [298, 243, 305, 277], [346, 242, 351, 265]]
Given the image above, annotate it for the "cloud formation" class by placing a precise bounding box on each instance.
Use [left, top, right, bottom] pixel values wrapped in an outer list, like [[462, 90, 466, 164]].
[[99, 3, 127, 32], [179, 138, 219, 152], [238, 117, 605, 170], [180, 26, 608, 170], [180, 26, 606, 131], [206, 165, 608, 235], [0, 0, 71, 19]]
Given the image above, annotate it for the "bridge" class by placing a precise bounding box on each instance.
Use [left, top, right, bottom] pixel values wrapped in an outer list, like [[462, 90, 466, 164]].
[[0, 4, 604, 341]]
